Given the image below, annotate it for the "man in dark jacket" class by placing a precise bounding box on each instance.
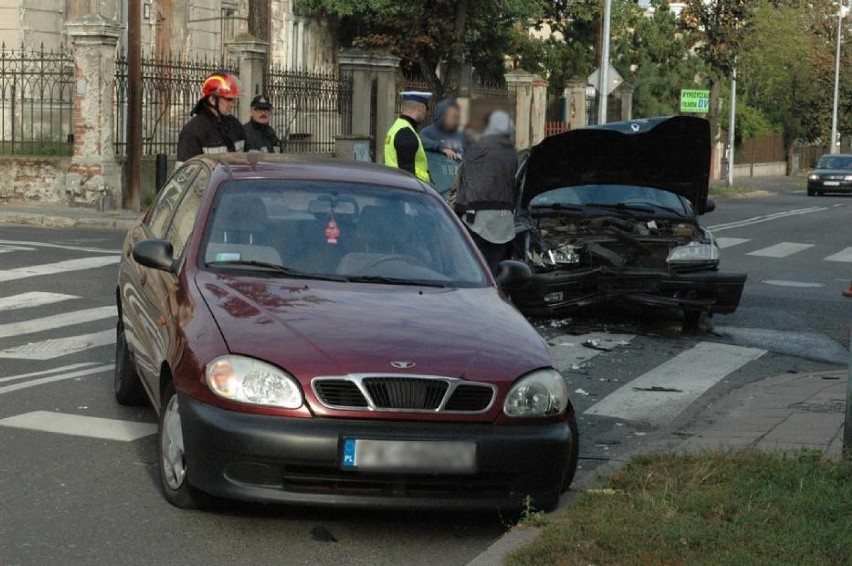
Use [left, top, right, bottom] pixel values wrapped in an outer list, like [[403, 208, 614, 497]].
[[176, 72, 246, 165], [244, 95, 282, 153], [420, 98, 465, 160], [455, 111, 517, 274]]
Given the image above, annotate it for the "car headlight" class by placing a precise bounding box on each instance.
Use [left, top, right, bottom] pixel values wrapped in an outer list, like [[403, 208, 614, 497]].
[[808, 174, 820, 181], [548, 245, 580, 265], [206, 355, 303, 409], [844, 175, 852, 181], [667, 242, 720, 264], [503, 368, 569, 417]]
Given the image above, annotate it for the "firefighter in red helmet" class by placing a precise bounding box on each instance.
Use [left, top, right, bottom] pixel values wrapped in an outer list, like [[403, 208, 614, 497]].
[[176, 72, 246, 164]]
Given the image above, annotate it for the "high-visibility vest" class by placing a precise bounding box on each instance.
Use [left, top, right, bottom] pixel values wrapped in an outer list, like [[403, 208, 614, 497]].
[[384, 118, 430, 182]]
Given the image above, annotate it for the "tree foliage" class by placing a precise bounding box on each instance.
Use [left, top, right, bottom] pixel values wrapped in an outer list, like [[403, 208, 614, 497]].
[[296, 0, 544, 98]]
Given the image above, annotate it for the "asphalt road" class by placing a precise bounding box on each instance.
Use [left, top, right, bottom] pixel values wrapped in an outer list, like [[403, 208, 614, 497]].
[[0, 179, 848, 565]]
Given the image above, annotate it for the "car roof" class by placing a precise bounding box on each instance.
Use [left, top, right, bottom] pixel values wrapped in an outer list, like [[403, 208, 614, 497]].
[[189, 153, 429, 192]]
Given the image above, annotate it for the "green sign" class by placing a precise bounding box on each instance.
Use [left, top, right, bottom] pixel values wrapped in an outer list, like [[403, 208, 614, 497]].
[[680, 89, 710, 113]]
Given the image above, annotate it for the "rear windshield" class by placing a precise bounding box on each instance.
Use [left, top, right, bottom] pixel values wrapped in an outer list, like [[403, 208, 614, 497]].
[[201, 180, 489, 288], [816, 156, 852, 170]]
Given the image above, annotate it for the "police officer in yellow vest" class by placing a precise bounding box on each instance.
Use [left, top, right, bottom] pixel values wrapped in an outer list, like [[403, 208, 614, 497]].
[[384, 91, 432, 182]]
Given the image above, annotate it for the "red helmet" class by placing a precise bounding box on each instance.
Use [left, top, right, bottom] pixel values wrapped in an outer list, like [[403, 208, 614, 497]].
[[201, 73, 242, 99]]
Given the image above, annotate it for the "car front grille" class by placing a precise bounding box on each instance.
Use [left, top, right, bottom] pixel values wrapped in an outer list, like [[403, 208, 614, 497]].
[[312, 375, 496, 414]]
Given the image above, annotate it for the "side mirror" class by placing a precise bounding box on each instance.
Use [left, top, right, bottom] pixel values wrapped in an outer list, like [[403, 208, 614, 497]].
[[495, 260, 532, 291], [702, 197, 716, 214], [133, 239, 175, 272]]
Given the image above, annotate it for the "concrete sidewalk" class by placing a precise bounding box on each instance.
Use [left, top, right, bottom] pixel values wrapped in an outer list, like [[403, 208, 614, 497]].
[[679, 370, 847, 457], [0, 204, 140, 231]]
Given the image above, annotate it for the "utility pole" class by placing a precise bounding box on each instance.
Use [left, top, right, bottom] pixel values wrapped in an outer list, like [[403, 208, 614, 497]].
[[125, 0, 143, 210], [727, 63, 737, 188], [597, 0, 612, 125], [829, 1, 846, 155]]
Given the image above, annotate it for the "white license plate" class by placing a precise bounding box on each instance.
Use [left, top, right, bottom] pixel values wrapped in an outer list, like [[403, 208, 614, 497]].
[[824, 181, 840, 186], [341, 438, 476, 473]]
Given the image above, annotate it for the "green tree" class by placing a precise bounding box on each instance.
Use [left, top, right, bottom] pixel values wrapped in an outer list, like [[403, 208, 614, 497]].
[[739, 0, 851, 146], [613, 0, 706, 118], [680, 0, 752, 142], [296, 0, 545, 98]]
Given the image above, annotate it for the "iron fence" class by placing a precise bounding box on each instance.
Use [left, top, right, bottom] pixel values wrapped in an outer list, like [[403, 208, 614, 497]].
[[263, 65, 353, 154], [0, 44, 74, 156], [114, 51, 239, 155]]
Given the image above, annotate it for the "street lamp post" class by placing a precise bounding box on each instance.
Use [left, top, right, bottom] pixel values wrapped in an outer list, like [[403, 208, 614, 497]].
[[597, 0, 613, 125], [727, 62, 737, 187], [830, 1, 848, 154]]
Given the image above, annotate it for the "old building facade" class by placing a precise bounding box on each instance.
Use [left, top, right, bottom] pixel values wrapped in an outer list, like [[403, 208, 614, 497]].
[[0, 0, 335, 68]]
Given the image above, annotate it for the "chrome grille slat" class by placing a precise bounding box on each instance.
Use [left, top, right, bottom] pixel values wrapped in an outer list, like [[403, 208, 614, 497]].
[[311, 374, 496, 414]]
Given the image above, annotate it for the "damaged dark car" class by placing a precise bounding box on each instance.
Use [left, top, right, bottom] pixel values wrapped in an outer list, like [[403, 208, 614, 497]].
[[510, 116, 746, 327]]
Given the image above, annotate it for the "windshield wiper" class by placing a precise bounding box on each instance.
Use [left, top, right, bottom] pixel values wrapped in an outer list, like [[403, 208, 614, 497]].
[[346, 275, 447, 288], [585, 202, 656, 214], [585, 202, 688, 217], [531, 203, 584, 212], [206, 260, 348, 282]]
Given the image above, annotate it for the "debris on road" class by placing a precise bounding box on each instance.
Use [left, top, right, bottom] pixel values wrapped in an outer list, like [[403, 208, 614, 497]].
[[574, 388, 590, 397], [632, 386, 683, 393]]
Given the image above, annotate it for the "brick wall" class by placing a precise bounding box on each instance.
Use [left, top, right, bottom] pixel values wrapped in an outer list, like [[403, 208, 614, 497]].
[[0, 156, 68, 203]]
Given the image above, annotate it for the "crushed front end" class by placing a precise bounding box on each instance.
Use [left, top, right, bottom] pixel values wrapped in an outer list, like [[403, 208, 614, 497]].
[[510, 213, 746, 317]]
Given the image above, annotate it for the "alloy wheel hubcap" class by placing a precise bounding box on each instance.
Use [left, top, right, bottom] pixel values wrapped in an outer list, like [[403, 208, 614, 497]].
[[161, 395, 187, 490]]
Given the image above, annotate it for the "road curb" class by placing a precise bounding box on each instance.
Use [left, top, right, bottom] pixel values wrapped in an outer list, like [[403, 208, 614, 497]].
[[0, 211, 137, 231]]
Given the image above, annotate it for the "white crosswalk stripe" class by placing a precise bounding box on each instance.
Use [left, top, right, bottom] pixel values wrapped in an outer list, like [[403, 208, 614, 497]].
[[0, 306, 115, 340], [824, 247, 852, 263], [584, 342, 766, 426], [0, 256, 119, 283], [715, 237, 750, 249], [0, 330, 115, 360], [0, 292, 79, 312], [746, 242, 814, 258]]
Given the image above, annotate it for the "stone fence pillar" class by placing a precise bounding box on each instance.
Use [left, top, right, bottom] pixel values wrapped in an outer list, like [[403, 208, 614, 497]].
[[338, 49, 400, 164], [506, 69, 548, 148], [505, 68, 540, 150], [564, 78, 587, 130], [65, 14, 121, 210], [226, 36, 269, 124], [530, 75, 548, 146]]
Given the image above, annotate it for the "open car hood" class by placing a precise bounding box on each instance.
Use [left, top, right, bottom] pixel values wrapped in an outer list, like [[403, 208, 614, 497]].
[[520, 116, 712, 213]]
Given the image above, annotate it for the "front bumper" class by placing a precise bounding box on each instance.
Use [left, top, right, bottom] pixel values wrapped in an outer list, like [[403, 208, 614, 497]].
[[179, 394, 574, 510], [511, 266, 746, 317], [808, 180, 852, 193]]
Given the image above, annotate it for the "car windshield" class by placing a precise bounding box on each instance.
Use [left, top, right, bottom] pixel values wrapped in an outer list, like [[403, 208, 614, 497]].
[[529, 184, 690, 216], [815, 155, 852, 170], [201, 180, 489, 288]]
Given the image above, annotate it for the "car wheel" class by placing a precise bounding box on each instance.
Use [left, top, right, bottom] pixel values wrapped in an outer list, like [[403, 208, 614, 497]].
[[158, 384, 207, 509], [561, 404, 580, 492], [682, 309, 702, 331], [817, 191, 825, 196], [807, 187, 815, 196], [114, 321, 148, 406]]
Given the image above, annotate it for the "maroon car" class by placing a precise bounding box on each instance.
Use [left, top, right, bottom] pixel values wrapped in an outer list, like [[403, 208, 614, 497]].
[[116, 154, 578, 511]]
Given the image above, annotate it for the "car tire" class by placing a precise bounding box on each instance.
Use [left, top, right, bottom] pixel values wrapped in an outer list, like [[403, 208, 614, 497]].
[[561, 404, 580, 492], [807, 187, 815, 196], [682, 309, 702, 331], [158, 383, 208, 509], [114, 321, 148, 406], [817, 191, 825, 197]]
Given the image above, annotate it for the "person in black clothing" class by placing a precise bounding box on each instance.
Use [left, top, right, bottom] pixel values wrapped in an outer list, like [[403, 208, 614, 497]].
[[176, 72, 246, 165], [243, 95, 282, 153]]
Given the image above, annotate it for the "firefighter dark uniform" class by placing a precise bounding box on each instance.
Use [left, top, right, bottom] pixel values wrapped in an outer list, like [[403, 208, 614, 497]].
[[384, 91, 432, 182], [176, 72, 246, 164], [243, 95, 282, 153]]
